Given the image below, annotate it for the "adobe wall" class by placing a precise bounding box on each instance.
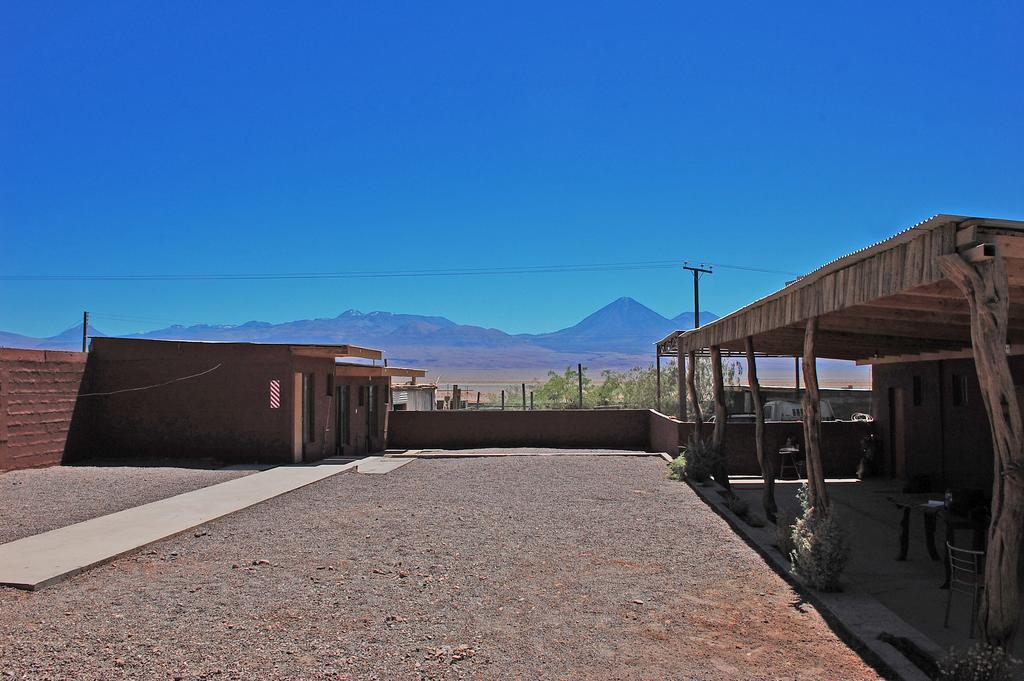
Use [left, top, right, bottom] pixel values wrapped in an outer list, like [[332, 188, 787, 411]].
[[714, 420, 873, 478], [870, 356, 1024, 491], [0, 348, 87, 472], [389, 408, 869, 477], [388, 409, 653, 451], [73, 340, 300, 464]]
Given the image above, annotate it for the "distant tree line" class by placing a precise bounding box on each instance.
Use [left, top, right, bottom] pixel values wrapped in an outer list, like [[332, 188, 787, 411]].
[[489, 359, 743, 414]]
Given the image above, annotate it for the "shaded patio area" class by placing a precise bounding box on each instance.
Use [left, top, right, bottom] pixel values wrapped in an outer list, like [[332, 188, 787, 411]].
[[729, 476, 1024, 659]]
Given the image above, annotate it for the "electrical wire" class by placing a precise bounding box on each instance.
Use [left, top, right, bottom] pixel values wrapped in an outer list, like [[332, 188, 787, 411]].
[[0, 259, 800, 282], [76, 363, 222, 397]]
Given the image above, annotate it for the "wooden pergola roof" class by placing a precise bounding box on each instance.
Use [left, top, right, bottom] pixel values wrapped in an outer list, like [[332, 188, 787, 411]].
[[667, 214, 1024, 363]]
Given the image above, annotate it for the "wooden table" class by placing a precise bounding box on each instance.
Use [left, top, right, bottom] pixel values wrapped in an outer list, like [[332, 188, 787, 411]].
[[889, 496, 943, 562], [889, 495, 987, 588]]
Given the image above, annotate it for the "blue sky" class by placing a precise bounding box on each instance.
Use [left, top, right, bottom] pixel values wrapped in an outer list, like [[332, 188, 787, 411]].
[[2, 1, 1022, 337]]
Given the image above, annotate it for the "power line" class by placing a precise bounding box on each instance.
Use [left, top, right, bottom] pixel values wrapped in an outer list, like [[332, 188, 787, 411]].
[[0, 259, 800, 282], [76, 364, 222, 397]]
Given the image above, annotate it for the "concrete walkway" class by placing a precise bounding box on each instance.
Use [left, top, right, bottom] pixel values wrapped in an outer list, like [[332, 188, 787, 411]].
[[393, 447, 656, 458], [0, 460, 360, 590]]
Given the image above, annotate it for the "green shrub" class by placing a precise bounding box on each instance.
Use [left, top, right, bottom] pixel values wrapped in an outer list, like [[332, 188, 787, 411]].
[[938, 643, 1020, 681], [789, 484, 850, 592], [668, 454, 687, 481], [776, 508, 797, 558], [681, 434, 722, 483], [723, 495, 749, 517]]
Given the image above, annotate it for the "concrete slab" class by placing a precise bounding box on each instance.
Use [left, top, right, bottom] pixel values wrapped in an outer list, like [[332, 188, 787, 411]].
[[690, 479, 942, 681], [356, 456, 415, 474], [0, 461, 358, 590]]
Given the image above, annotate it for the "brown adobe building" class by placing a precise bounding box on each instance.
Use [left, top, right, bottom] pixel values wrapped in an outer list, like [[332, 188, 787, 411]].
[[67, 338, 425, 465]]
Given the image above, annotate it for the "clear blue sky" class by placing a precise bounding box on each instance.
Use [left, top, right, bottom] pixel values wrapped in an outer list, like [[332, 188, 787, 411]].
[[2, 2, 1022, 337]]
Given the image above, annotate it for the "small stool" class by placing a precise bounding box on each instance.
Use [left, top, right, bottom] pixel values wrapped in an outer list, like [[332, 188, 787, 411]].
[[778, 446, 804, 480]]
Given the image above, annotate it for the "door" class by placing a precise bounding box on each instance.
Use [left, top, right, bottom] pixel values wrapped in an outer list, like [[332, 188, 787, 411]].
[[292, 372, 303, 462], [335, 385, 350, 455], [365, 385, 375, 452], [888, 387, 906, 478]]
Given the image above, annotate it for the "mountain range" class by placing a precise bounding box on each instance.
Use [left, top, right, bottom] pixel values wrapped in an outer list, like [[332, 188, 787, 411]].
[[1, 298, 719, 371]]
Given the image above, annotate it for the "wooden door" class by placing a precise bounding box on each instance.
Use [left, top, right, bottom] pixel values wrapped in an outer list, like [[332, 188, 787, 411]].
[[888, 387, 906, 478], [335, 385, 350, 455], [292, 372, 303, 463]]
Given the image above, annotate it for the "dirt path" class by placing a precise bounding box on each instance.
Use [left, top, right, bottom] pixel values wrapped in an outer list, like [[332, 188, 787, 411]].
[[0, 456, 880, 679]]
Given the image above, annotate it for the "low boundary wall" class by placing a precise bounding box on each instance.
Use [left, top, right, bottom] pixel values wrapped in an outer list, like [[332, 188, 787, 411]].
[[0, 349, 88, 472], [389, 409, 872, 477], [388, 409, 658, 451]]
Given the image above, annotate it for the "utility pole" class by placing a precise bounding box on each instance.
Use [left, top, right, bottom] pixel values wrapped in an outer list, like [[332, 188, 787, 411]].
[[682, 264, 713, 328], [681, 264, 712, 423], [82, 311, 89, 352]]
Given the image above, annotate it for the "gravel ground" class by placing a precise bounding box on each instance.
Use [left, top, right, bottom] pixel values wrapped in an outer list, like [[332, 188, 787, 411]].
[[0, 456, 880, 680], [0, 465, 253, 544]]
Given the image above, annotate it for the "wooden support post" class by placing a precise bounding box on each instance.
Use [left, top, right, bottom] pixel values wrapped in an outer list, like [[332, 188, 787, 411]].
[[745, 337, 777, 522], [801, 318, 829, 511], [686, 350, 702, 438], [655, 351, 662, 413], [677, 337, 688, 421], [522, 383, 527, 411], [710, 345, 731, 492], [940, 253, 1024, 649]]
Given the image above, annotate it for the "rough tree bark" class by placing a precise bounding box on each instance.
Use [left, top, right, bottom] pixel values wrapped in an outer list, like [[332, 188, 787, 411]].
[[686, 350, 703, 440], [939, 252, 1024, 650], [710, 345, 732, 493], [801, 318, 829, 512], [746, 336, 777, 522]]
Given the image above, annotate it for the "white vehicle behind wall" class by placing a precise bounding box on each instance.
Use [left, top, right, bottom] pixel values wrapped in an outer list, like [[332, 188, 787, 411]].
[[763, 398, 836, 422]]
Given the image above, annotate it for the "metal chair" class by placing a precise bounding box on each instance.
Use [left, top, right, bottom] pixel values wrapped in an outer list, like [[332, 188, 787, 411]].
[[944, 541, 985, 638]]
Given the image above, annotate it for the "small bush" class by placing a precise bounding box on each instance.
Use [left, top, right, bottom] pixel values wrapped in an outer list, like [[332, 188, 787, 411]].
[[668, 454, 687, 481], [938, 643, 1020, 681], [789, 484, 850, 592], [744, 513, 766, 528], [723, 495, 750, 517], [776, 508, 797, 557], [681, 434, 723, 483]]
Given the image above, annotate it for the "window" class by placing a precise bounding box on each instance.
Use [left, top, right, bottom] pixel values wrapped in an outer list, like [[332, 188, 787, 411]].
[[912, 376, 922, 406], [358, 386, 365, 407], [269, 379, 281, 409], [326, 373, 333, 396], [952, 374, 968, 407]]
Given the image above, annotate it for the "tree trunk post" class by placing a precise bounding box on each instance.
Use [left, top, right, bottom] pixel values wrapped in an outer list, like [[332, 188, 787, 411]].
[[939, 252, 1024, 649], [686, 350, 702, 439], [710, 345, 732, 492], [655, 351, 662, 413], [746, 336, 777, 522], [801, 318, 829, 511]]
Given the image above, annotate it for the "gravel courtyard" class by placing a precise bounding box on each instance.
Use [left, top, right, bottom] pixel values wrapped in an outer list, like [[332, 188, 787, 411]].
[[0, 465, 253, 544], [0, 456, 880, 680]]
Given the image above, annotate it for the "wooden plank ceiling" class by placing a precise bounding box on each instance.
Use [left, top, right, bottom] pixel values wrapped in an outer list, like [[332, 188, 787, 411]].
[[676, 216, 1024, 363]]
